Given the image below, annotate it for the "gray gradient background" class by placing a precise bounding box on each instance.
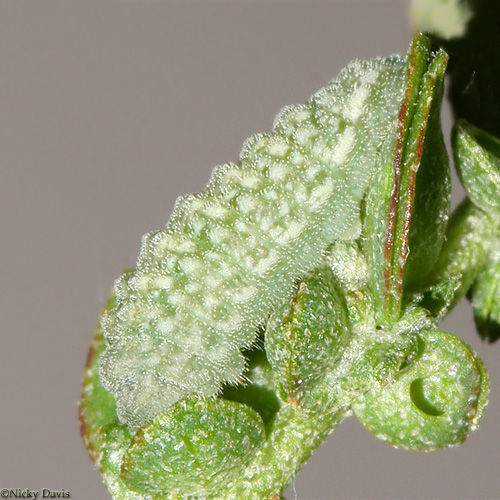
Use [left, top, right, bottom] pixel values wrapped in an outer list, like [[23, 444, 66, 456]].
[[0, 1, 498, 499]]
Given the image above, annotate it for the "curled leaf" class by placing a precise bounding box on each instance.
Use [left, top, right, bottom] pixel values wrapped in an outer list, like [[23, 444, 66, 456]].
[[353, 330, 489, 450]]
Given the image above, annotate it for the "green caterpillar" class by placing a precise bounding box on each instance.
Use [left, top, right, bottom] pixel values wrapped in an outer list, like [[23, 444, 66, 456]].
[[100, 55, 407, 429]]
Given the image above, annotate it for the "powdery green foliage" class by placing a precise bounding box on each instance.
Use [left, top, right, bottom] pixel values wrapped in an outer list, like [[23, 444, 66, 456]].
[[99, 55, 406, 429], [80, 33, 498, 499]]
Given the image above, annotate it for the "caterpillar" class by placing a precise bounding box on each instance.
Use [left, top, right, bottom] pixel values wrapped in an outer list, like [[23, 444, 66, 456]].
[[100, 55, 407, 429]]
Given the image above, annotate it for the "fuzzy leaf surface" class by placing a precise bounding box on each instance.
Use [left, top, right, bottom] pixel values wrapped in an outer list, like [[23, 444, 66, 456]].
[[265, 266, 350, 403], [121, 397, 265, 496]]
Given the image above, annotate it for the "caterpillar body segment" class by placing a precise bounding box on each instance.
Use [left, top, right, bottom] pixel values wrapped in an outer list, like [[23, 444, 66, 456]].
[[100, 56, 407, 429]]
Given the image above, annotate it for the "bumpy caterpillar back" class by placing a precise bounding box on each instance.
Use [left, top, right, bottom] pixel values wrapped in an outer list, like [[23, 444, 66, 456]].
[[100, 56, 406, 428]]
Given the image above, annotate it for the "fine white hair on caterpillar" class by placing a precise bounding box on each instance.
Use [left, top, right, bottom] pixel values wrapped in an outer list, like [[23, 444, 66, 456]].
[[99, 55, 407, 429]]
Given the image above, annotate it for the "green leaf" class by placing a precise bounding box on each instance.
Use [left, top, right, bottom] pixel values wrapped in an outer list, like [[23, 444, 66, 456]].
[[361, 34, 431, 322], [453, 120, 500, 215], [93, 425, 142, 500], [264, 266, 350, 404], [389, 48, 449, 313], [360, 131, 398, 319], [353, 330, 489, 450], [470, 243, 500, 342], [420, 199, 495, 316], [121, 397, 265, 496], [403, 53, 451, 292], [361, 34, 449, 321]]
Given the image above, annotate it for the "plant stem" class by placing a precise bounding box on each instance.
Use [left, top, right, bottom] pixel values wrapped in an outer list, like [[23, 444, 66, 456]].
[[221, 403, 349, 499]]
